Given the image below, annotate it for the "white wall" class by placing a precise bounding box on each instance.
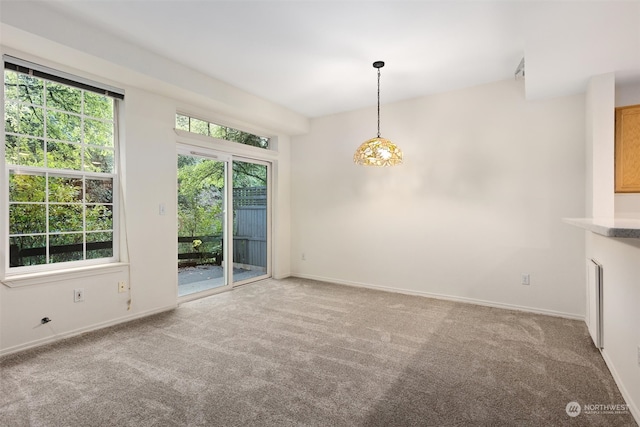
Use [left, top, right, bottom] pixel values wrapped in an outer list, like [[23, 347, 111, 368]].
[[0, 9, 299, 354], [272, 136, 292, 279], [586, 234, 640, 420], [586, 73, 616, 218], [616, 82, 640, 107], [582, 75, 640, 421], [0, 86, 180, 354], [121, 88, 179, 313], [291, 79, 586, 317]]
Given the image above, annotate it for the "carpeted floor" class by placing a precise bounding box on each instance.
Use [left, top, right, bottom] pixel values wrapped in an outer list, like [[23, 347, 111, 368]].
[[0, 277, 636, 426]]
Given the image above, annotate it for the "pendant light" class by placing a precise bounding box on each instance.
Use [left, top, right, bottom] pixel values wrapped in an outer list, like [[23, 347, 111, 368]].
[[353, 61, 403, 166]]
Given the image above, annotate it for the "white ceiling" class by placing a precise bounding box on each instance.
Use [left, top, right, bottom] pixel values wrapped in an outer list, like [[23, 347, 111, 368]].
[[11, 1, 640, 118]]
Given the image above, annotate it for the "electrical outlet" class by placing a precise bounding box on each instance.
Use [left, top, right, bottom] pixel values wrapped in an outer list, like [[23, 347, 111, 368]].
[[74, 288, 84, 303], [301, 252, 306, 261], [521, 274, 530, 286], [118, 282, 127, 293]]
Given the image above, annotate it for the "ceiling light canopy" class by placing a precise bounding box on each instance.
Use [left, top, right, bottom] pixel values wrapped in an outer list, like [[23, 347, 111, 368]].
[[354, 61, 403, 167]]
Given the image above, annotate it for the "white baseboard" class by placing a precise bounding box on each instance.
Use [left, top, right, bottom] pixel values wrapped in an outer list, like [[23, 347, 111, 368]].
[[0, 304, 177, 358], [601, 350, 640, 425], [290, 273, 584, 321]]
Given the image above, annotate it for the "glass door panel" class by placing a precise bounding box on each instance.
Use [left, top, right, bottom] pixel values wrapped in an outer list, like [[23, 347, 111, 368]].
[[232, 159, 269, 284], [177, 151, 228, 297]]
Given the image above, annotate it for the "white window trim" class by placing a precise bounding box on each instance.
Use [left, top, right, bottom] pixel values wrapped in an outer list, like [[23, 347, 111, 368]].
[[1, 262, 129, 288], [2, 61, 123, 277], [175, 140, 273, 295], [174, 129, 279, 162]]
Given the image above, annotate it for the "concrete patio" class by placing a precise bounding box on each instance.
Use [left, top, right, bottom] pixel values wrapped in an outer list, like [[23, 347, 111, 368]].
[[178, 265, 265, 296]]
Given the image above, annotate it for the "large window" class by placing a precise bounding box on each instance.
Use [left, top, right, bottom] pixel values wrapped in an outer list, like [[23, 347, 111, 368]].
[[4, 58, 123, 271]]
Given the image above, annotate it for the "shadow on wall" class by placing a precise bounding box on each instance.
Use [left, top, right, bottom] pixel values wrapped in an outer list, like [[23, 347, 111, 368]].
[[348, 134, 502, 203]]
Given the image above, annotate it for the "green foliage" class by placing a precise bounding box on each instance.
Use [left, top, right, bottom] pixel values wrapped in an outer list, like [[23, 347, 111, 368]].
[[177, 156, 268, 239], [9, 173, 46, 202], [46, 141, 82, 170], [86, 204, 113, 231], [5, 135, 45, 166], [212, 125, 269, 149], [175, 114, 270, 149], [190, 118, 209, 136], [84, 92, 113, 120], [9, 204, 46, 234], [178, 155, 224, 238], [177, 155, 268, 267], [47, 110, 81, 142], [5, 69, 116, 267], [85, 146, 115, 173], [49, 233, 83, 263], [48, 176, 82, 202], [86, 178, 113, 203], [233, 161, 267, 187], [84, 118, 113, 146], [175, 114, 189, 131], [5, 102, 44, 137], [46, 81, 81, 113], [49, 204, 83, 232], [4, 71, 43, 105], [5, 69, 115, 172]]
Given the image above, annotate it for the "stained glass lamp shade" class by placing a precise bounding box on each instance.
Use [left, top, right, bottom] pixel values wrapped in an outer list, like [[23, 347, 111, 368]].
[[354, 61, 403, 167]]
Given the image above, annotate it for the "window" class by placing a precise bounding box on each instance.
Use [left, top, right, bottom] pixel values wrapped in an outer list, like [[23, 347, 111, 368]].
[[176, 114, 270, 149], [4, 58, 124, 271]]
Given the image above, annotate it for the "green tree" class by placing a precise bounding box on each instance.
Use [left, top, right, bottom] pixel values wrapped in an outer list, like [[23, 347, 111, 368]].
[[5, 69, 115, 266], [177, 155, 224, 238]]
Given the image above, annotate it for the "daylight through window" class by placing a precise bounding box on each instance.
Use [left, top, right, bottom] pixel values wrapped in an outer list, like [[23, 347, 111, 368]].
[[176, 114, 270, 149], [4, 60, 123, 270]]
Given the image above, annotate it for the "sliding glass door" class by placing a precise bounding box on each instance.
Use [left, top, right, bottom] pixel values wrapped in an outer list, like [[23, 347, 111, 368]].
[[177, 148, 270, 298], [232, 159, 269, 284], [177, 149, 229, 297]]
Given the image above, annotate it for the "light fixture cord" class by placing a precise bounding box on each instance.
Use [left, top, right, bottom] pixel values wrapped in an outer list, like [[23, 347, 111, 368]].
[[377, 67, 381, 138]]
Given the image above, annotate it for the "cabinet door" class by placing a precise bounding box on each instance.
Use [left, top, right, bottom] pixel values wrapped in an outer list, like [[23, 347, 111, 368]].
[[615, 104, 640, 193]]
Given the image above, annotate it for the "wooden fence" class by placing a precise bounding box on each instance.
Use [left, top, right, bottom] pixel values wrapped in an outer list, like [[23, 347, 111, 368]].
[[179, 186, 267, 268], [10, 241, 112, 267], [234, 187, 266, 268]]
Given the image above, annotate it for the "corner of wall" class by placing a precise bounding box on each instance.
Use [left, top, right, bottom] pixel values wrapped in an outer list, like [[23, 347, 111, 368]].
[[586, 73, 616, 218]]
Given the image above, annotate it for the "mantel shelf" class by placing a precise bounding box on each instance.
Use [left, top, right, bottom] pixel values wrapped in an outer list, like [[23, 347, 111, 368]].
[[563, 218, 640, 238]]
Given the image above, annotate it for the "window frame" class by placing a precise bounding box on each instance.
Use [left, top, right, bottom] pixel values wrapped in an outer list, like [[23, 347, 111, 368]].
[[175, 113, 271, 150], [3, 58, 123, 276]]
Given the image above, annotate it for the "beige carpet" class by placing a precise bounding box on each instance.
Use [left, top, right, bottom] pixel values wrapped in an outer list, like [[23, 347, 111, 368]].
[[1, 277, 636, 426]]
